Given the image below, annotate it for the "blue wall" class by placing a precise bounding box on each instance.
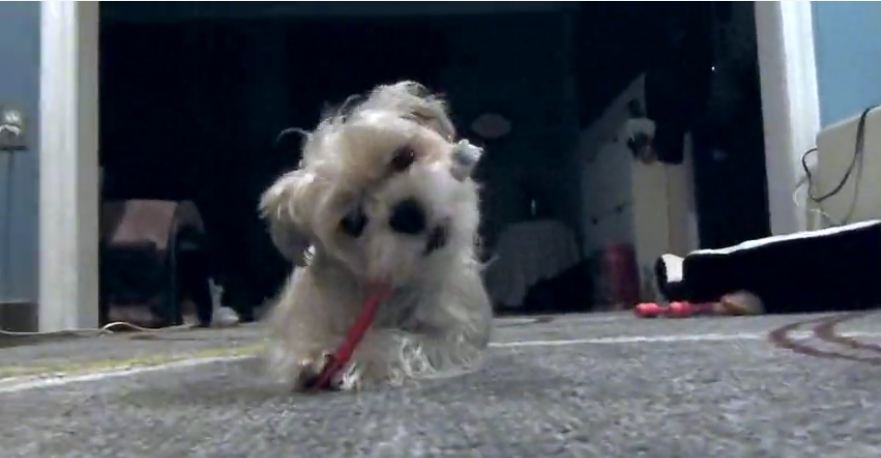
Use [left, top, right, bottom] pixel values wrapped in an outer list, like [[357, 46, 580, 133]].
[[813, 2, 881, 126], [0, 2, 39, 302]]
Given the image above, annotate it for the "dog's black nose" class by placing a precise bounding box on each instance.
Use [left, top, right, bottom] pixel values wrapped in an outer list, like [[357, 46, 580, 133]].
[[389, 199, 426, 235]]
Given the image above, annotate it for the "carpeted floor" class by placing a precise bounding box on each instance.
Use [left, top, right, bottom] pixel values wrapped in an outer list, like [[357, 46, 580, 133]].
[[2, 311, 881, 457]]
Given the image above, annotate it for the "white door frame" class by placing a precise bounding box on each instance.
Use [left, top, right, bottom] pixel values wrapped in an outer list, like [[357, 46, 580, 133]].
[[755, 1, 821, 236], [36, 2, 819, 330], [38, 2, 99, 331]]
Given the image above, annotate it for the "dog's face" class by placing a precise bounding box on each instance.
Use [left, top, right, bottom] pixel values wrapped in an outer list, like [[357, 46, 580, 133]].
[[260, 82, 482, 287]]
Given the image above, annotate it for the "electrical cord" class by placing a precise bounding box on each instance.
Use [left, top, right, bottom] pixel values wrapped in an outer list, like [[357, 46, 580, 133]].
[[0, 153, 192, 337], [792, 172, 837, 228], [0, 321, 197, 337], [0, 150, 210, 336], [800, 104, 878, 226]]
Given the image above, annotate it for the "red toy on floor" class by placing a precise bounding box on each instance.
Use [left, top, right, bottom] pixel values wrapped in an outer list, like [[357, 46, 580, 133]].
[[635, 291, 764, 319], [635, 301, 713, 318]]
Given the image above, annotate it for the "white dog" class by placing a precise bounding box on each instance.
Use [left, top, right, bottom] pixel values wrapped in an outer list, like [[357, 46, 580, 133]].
[[259, 81, 492, 391]]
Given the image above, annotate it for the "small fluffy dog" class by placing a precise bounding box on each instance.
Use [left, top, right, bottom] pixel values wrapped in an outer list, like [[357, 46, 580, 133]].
[[259, 81, 492, 391]]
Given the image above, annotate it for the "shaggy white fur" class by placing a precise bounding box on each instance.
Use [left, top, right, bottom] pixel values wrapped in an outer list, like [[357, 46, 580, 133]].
[[259, 81, 492, 391]]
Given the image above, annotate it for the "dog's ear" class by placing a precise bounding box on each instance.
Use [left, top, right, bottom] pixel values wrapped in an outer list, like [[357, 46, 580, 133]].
[[259, 170, 319, 266]]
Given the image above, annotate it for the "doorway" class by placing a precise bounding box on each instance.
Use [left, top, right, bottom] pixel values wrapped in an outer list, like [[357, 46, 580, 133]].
[[97, 2, 770, 321]]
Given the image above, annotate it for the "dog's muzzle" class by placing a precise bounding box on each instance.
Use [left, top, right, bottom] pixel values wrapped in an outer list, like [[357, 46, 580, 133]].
[[424, 225, 448, 255], [389, 199, 426, 235], [388, 198, 449, 255]]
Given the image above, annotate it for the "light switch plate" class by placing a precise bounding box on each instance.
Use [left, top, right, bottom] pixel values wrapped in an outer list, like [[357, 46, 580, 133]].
[[0, 107, 26, 151]]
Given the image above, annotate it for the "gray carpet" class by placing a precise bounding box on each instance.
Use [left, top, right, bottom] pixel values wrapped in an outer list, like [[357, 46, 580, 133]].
[[2, 312, 881, 457]]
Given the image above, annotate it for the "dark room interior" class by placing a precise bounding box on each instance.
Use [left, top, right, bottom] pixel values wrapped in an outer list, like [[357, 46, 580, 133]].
[[98, 2, 769, 322]]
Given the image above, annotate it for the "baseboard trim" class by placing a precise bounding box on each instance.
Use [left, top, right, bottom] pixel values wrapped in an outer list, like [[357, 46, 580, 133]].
[[0, 301, 38, 332]]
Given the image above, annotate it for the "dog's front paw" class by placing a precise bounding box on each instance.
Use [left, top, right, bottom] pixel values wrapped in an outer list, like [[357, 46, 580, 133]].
[[293, 353, 364, 392], [329, 362, 364, 391], [293, 352, 332, 392]]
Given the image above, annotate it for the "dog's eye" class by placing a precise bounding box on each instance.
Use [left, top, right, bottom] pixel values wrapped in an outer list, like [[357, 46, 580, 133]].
[[390, 146, 416, 172], [339, 208, 367, 238]]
